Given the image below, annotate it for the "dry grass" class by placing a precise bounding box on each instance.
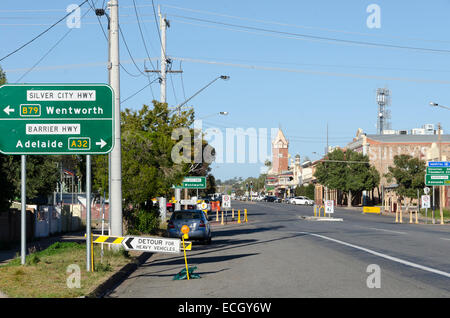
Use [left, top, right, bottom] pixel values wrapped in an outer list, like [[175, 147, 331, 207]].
[[0, 242, 137, 298]]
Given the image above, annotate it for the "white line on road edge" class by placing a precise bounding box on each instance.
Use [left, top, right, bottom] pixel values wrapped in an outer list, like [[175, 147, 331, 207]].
[[297, 231, 450, 279], [441, 238, 450, 241]]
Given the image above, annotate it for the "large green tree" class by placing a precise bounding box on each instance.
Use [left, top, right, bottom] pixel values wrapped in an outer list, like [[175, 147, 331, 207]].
[[93, 101, 209, 209], [384, 154, 425, 211], [314, 148, 380, 207]]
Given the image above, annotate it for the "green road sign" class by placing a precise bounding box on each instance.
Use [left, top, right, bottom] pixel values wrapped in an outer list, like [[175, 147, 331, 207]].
[[426, 167, 450, 175], [425, 174, 450, 186], [173, 176, 207, 189], [0, 84, 114, 155]]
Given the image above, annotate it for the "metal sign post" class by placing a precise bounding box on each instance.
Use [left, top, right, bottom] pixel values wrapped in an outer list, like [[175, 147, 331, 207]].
[[86, 155, 92, 272], [21, 155, 26, 265]]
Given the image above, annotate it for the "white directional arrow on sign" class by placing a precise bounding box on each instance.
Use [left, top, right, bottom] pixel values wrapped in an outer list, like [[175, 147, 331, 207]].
[[95, 139, 107, 148], [122, 236, 181, 254], [3, 105, 14, 115]]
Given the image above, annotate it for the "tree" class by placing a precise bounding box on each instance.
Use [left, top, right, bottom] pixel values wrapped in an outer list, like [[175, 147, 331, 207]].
[[314, 148, 380, 207], [294, 184, 315, 199], [384, 154, 425, 213]]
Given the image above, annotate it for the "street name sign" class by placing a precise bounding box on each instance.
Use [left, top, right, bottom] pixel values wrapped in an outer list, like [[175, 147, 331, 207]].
[[173, 176, 207, 189], [426, 167, 450, 175], [122, 236, 181, 254], [425, 174, 450, 186], [0, 84, 114, 154], [428, 161, 450, 167]]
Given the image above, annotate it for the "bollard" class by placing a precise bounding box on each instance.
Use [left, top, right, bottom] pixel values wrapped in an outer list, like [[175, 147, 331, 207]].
[[238, 210, 241, 224], [244, 209, 248, 223], [221, 210, 224, 225], [314, 205, 317, 217], [216, 209, 219, 222], [409, 210, 413, 224], [415, 210, 419, 224], [232, 208, 235, 220], [319, 205, 325, 218]]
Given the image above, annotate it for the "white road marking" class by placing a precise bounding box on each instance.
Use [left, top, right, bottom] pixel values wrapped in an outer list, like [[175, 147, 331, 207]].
[[296, 231, 450, 279], [366, 227, 407, 235], [441, 238, 450, 241]]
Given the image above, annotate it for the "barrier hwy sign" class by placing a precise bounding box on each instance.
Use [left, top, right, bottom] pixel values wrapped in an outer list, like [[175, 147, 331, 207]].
[[0, 84, 114, 154], [122, 236, 181, 254]]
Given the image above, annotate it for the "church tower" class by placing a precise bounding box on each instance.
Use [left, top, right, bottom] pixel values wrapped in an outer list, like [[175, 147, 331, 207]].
[[271, 128, 289, 174]]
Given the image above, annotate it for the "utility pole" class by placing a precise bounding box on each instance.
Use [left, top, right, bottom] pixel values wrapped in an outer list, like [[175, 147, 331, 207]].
[[108, 0, 123, 238], [438, 123, 444, 225], [160, 6, 167, 104], [144, 6, 182, 105]]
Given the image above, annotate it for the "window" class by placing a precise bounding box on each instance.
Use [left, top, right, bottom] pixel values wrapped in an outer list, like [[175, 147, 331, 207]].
[[173, 212, 202, 220]]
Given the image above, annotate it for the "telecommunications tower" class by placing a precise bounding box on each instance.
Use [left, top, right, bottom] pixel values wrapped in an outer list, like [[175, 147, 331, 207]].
[[376, 88, 391, 134]]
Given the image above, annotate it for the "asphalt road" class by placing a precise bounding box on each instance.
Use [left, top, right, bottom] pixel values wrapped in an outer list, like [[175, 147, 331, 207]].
[[107, 201, 450, 298]]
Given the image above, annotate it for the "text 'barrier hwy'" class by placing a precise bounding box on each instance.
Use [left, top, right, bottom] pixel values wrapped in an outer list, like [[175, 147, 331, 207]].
[[0, 84, 114, 154]]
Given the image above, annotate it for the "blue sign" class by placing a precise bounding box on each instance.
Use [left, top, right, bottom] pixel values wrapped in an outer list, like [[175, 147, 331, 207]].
[[428, 161, 450, 167]]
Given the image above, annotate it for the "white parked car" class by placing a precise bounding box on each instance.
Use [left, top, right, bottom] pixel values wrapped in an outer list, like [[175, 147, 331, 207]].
[[290, 196, 314, 205]]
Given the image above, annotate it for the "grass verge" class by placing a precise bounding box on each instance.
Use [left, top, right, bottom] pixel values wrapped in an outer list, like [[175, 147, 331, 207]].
[[0, 241, 138, 298]]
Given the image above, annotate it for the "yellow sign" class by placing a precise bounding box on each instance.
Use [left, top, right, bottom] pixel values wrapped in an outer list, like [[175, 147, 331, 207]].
[[363, 206, 381, 214], [183, 241, 192, 251], [85, 234, 124, 244]]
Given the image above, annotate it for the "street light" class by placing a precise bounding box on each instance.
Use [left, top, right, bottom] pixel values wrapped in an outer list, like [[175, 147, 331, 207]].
[[197, 111, 229, 120], [430, 101, 450, 111], [172, 75, 230, 115]]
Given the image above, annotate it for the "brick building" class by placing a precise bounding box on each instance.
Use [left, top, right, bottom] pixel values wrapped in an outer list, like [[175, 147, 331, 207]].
[[345, 128, 450, 207], [265, 129, 301, 197]]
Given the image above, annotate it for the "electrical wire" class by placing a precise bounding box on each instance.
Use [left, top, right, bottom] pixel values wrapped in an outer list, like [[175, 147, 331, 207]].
[[121, 77, 160, 104], [0, 0, 89, 62], [179, 60, 187, 101], [171, 57, 450, 85], [15, 4, 94, 82], [119, 25, 148, 77], [167, 14, 450, 55], [163, 4, 450, 45], [132, 0, 156, 71]]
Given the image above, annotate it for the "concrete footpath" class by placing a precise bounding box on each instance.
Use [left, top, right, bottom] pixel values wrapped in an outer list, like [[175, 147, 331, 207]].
[[0, 232, 85, 265]]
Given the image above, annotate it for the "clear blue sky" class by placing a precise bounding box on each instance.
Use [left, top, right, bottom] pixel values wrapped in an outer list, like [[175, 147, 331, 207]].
[[1, 0, 450, 181]]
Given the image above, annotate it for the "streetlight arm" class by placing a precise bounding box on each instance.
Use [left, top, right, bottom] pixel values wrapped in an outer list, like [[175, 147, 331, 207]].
[[430, 102, 450, 111], [172, 75, 229, 114]]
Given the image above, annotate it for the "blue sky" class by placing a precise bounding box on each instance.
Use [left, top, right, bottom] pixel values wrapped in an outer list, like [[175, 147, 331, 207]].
[[1, 0, 450, 181]]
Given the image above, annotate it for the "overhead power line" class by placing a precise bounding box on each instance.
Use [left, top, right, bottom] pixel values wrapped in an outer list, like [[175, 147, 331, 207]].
[[0, 0, 89, 62], [163, 4, 450, 45], [171, 57, 450, 85], [15, 4, 94, 82], [167, 14, 450, 55]]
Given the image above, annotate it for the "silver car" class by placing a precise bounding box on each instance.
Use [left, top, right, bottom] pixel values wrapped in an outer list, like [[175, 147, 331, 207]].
[[167, 210, 212, 244]]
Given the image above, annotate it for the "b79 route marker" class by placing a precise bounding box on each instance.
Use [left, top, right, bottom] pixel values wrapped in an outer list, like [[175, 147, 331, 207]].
[[0, 84, 114, 155]]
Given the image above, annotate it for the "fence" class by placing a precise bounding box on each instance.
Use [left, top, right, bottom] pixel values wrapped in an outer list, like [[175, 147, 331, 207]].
[[0, 207, 35, 243], [34, 205, 83, 238]]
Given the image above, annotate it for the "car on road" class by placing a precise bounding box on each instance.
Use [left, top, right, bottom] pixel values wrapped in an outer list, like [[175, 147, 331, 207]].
[[290, 196, 314, 205], [263, 195, 277, 202], [167, 209, 212, 244]]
